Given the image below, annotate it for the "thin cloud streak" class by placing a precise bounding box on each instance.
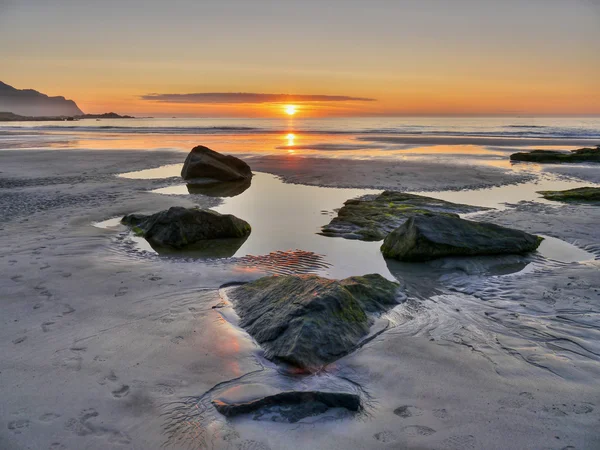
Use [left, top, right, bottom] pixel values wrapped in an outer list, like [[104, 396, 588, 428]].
[[141, 92, 376, 104]]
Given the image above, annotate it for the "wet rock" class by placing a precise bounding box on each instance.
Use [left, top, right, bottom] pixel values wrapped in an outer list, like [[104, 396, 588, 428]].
[[227, 274, 402, 370], [538, 187, 600, 202], [212, 385, 361, 422], [181, 145, 252, 181], [121, 206, 251, 249], [186, 177, 251, 197], [320, 191, 484, 241], [381, 214, 542, 262], [510, 146, 600, 163]]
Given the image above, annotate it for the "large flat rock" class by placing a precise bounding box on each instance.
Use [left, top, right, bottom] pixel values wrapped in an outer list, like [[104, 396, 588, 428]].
[[320, 191, 484, 241], [381, 214, 542, 261], [510, 146, 600, 163], [538, 187, 600, 202], [227, 274, 402, 370]]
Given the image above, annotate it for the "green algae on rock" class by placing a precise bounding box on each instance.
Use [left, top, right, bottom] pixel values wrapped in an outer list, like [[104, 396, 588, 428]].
[[121, 206, 251, 249], [510, 145, 600, 163], [227, 274, 402, 370], [381, 214, 542, 262], [320, 191, 485, 241], [538, 187, 600, 202]]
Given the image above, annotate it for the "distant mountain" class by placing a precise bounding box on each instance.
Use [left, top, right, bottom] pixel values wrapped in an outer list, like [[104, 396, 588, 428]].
[[0, 81, 84, 117]]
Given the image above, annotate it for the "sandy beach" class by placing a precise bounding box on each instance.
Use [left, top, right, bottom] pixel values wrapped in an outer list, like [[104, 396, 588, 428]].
[[1, 146, 599, 450]]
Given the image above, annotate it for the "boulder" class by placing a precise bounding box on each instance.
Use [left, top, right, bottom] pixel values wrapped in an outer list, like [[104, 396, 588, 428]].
[[121, 206, 251, 249], [320, 191, 484, 241], [538, 187, 600, 202], [381, 214, 542, 261], [181, 145, 252, 181], [510, 146, 600, 163], [227, 274, 402, 370]]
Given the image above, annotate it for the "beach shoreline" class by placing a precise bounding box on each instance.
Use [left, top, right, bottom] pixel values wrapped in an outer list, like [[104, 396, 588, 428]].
[[1, 148, 599, 449]]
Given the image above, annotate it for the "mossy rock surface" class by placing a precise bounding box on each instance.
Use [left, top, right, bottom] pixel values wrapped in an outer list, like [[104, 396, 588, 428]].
[[381, 214, 542, 262], [320, 191, 485, 241], [538, 187, 600, 202], [510, 146, 600, 163], [121, 206, 251, 249], [227, 274, 402, 370]]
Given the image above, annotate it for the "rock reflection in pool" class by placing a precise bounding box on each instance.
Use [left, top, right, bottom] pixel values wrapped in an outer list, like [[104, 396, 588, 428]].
[[186, 177, 251, 198], [146, 235, 250, 259]]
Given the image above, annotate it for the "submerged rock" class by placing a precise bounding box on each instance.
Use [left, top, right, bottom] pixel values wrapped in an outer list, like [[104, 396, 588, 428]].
[[227, 274, 402, 370], [381, 214, 542, 261], [181, 145, 252, 181], [121, 206, 251, 249], [186, 177, 251, 197], [510, 146, 600, 163], [538, 187, 600, 202], [212, 384, 361, 422], [320, 191, 484, 241]]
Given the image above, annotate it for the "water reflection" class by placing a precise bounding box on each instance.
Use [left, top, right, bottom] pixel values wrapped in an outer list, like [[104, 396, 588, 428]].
[[186, 178, 252, 197]]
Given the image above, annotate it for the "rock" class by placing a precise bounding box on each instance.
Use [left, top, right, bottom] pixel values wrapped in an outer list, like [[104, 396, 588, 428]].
[[212, 385, 361, 422], [121, 206, 251, 249], [510, 146, 600, 163], [227, 274, 402, 370], [538, 187, 600, 202], [381, 214, 542, 261], [181, 145, 252, 181], [320, 191, 484, 241], [186, 177, 251, 197]]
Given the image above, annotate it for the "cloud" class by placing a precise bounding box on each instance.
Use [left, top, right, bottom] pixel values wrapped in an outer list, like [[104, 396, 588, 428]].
[[141, 92, 376, 104]]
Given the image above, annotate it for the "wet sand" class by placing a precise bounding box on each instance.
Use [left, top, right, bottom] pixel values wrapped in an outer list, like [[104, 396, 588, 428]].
[[1, 149, 599, 449]]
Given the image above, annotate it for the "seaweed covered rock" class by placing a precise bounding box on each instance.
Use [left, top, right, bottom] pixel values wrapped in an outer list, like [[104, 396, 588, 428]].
[[510, 146, 600, 163], [381, 214, 542, 261], [181, 145, 252, 181], [538, 187, 600, 202], [121, 206, 251, 249], [227, 274, 402, 370], [320, 191, 484, 241]]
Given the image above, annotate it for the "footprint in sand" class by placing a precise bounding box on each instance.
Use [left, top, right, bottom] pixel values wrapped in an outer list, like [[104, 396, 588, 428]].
[[432, 408, 449, 419], [114, 286, 128, 297], [41, 321, 56, 332], [8, 419, 30, 433], [60, 356, 83, 372], [48, 443, 67, 450], [393, 405, 424, 418], [10, 275, 23, 282], [111, 385, 130, 398], [402, 425, 436, 437], [442, 434, 476, 450], [373, 430, 399, 443], [12, 336, 27, 344]]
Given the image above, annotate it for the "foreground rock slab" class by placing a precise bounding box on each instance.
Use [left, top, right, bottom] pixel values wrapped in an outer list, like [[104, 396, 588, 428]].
[[227, 274, 402, 370], [321, 191, 484, 241], [212, 384, 360, 422], [538, 187, 600, 202], [381, 214, 542, 261], [122, 206, 251, 249], [181, 145, 252, 181], [510, 146, 600, 163]]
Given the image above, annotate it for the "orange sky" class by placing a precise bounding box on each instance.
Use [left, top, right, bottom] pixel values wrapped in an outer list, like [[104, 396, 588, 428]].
[[1, 0, 599, 117]]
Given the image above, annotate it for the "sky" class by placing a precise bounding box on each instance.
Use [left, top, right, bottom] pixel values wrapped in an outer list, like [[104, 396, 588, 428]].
[[1, 0, 599, 117]]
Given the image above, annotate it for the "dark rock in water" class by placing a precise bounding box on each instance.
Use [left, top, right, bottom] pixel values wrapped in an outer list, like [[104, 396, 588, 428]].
[[510, 146, 600, 163], [538, 187, 600, 202], [320, 191, 484, 241], [121, 206, 251, 249], [381, 214, 542, 262], [186, 177, 251, 197], [181, 145, 252, 181], [212, 385, 361, 422], [227, 274, 402, 370]]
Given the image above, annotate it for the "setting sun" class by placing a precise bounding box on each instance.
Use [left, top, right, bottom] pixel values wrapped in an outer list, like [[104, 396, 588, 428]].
[[285, 105, 297, 116]]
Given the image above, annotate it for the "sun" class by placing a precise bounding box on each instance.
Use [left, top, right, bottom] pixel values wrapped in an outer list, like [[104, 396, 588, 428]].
[[285, 105, 297, 116]]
